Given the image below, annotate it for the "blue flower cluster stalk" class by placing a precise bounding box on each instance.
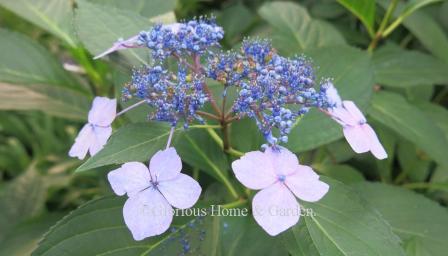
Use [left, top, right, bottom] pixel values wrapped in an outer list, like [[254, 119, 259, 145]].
[[121, 17, 335, 144]]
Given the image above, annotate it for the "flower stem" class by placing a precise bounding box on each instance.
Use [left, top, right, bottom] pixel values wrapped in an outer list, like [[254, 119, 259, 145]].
[[196, 110, 221, 121], [206, 128, 244, 157], [116, 100, 147, 117], [367, 0, 399, 53], [165, 126, 175, 149]]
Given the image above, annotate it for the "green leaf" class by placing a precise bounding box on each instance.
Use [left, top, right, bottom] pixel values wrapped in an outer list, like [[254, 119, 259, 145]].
[[417, 102, 448, 140], [258, 2, 345, 55], [296, 177, 406, 255], [369, 91, 448, 166], [91, 0, 176, 19], [0, 168, 47, 241], [0, 214, 63, 256], [281, 220, 320, 256], [32, 196, 151, 256], [337, 0, 375, 37], [217, 3, 254, 44], [0, 83, 89, 121], [32, 196, 284, 256], [397, 140, 431, 182], [378, 0, 448, 63], [75, 0, 152, 65], [354, 182, 448, 256], [76, 122, 173, 172], [315, 164, 365, 184], [176, 128, 229, 183], [401, 0, 444, 18], [0, 0, 77, 47], [0, 29, 89, 119], [373, 45, 448, 87], [0, 29, 81, 90], [75, 123, 216, 172], [287, 45, 374, 152]]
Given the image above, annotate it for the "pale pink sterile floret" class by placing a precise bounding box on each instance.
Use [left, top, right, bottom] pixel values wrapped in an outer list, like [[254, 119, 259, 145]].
[[69, 97, 117, 160], [232, 147, 329, 236], [324, 84, 387, 160], [107, 148, 201, 241]]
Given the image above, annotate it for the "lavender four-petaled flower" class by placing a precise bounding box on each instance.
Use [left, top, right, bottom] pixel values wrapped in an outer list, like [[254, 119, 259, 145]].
[[69, 97, 116, 159], [232, 147, 329, 236], [107, 148, 201, 240]]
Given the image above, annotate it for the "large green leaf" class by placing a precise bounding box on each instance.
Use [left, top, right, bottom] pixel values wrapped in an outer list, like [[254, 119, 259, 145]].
[[76, 122, 173, 172], [281, 216, 320, 255], [0, 29, 80, 89], [0, 29, 89, 119], [32, 196, 151, 256], [0, 214, 63, 256], [0, 83, 89, 121], [75, 0, 152, 65], [75, 123, 216, 172], [337, 0, 375, 37], [176, 128, 229, 183], [373, 45, 448, 87], [32, 197, 284, 256], [0, 168, 47, 241], [354, 182, 448, 256], [290, 177, 406, 255], [91, 0, 176, 19], [369, 91, 448, 167], [378, 0, 448, 63], [258, 2, 345, 55], [0, 0, 77, 47], [287, 45, 374, 152], [417, 102, 448, 140]]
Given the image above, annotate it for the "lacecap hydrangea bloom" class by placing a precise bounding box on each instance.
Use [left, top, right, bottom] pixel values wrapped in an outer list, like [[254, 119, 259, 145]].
[[68, 17, 388, 239]]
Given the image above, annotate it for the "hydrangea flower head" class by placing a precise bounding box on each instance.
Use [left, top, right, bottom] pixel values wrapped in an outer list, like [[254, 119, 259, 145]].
[[108, 148, 201, 240], [69, 97, 116, 159], [231, 146, 329, 236], [208, 39, 332, 144], [138, 18, 224, 61], [123, 64, 208, 127], [324, 84, 387, 159]]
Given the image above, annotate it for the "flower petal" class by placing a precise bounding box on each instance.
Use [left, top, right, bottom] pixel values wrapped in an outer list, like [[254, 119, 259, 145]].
[[93, 35, 141, 59], [158, 173, 201, 209], [343, 101, 366, 123], [88, 125, 112, 156], [285, 165, 329, 202], [107, 162, 151, 197], [343, 125, 370, 153], [264, 146, 299, 176], [330, 107, 357, 126], [123, 188, 173, 240], [325, 83, 342, 107], [231, 151, 276, 190], [88, 97, 117, 127], [149, 147, 182, 182], [362, 124, 388, 160], [68, 124, 94, 160], [252, 182, 300, 236]]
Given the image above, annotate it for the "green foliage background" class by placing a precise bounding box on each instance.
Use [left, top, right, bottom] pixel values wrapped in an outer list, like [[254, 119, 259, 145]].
[[0, 0, 447, 255]]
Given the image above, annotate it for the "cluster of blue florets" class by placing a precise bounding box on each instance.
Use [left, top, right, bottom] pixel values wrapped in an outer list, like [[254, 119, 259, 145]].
[[137, 17, 224, 61], [207, 39, 333, 144], [123, 18, 334, 144], [123, 64, 207, 127]]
